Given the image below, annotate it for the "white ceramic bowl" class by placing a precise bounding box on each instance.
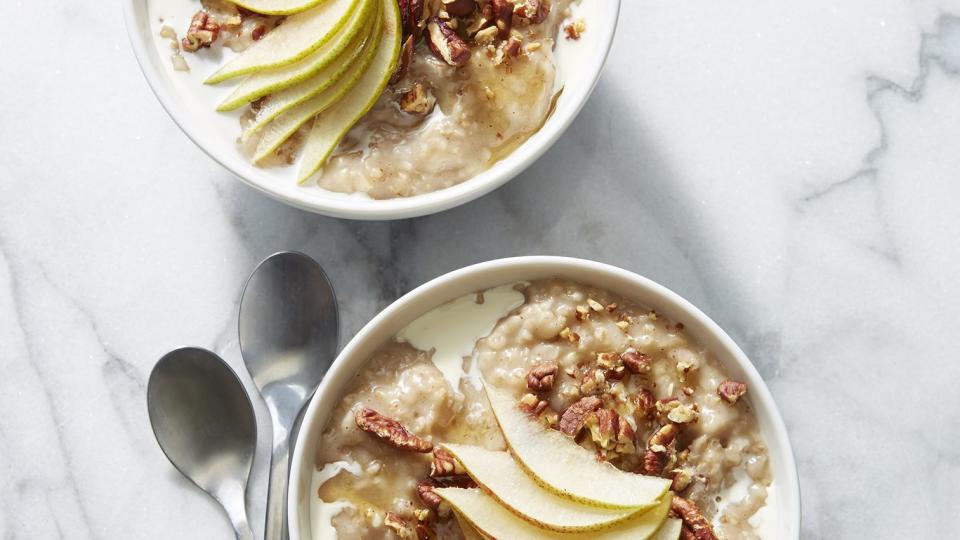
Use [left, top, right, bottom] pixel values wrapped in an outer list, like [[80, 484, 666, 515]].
[[122, 1, 621, 219], [288, 256, 801, 539]]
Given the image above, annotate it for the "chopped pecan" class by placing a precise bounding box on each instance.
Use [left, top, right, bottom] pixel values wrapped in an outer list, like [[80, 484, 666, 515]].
[[671, 468, 694, 492], [417, 476, 477, 509], [643, 424, 678, 475], [442, 0, 475, 17], [563, 18, 585, 40], [514, 0, 549, 23], [526, 363, 558, 392], [656, 396, 680, 415], [621, 351, 652, 374], [430, 447, 465, 477], [391, 35, 416, 84], [634, 389, 656, 416], [399, 82, 436, 115], [519, 393, 549, 416], [717, 380, 747, 404], [585, 409, 619, 450], [385, 512, 416, 539], [558, 327, 580, 343], [616, 416, 636, 454], [666, 403, 699, 424], [648, 424, 679, 452], [426, 18, 471, 66], [643, 449, 669, 476], [465, 3, 494, 37], [355, 407, 433, 453], [416, 481, 443, 509], [559, 396, 602, 436], [671, 497, 718, 540], [398, 0, 425, 38], [579, 369, 608, 396], [182, 11, 220, 52], [491, 0, 513, 39]]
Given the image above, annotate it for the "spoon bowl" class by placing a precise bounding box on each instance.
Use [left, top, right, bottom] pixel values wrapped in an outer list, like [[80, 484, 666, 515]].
[[239, 251, 339, 539], [147, 347, 257, 540]]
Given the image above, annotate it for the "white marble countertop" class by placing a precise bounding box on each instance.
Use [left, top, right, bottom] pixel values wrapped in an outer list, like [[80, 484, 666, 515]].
[[2, 0, 959, 538]]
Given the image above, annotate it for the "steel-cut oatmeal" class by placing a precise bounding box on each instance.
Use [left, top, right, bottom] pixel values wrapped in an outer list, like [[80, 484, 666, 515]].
[[313, 279, 772, 539], [172, 0, 585, 199]]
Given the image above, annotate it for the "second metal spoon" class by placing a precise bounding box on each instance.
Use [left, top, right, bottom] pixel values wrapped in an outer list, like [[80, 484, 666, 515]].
[[239, 252, 339, 540], [147, 347, 256, 540]]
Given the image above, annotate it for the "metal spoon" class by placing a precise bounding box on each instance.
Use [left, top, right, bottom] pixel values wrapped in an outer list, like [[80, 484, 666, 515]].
[[239, 252, 340, 540], [147, 347, 257, 540]]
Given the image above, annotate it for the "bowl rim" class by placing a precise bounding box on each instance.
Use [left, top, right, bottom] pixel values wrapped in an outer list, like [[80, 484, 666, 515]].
[[121, 0, 622, 220], [288, 255, 801, 539]]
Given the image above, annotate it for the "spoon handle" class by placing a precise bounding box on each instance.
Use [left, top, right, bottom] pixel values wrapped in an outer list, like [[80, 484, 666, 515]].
[[221, 482, 256, 540], [265, 438, 291, 540]]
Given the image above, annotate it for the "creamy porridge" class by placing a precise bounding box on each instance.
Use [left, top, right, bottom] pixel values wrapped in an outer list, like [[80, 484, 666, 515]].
[[170, 0, 585, 199], [312, 279, 773, 539]]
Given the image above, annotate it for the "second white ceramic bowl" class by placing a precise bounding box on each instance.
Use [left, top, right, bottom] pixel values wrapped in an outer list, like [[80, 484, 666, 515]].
[[122, 1, 621, 219], [288, 256, 801, 539]]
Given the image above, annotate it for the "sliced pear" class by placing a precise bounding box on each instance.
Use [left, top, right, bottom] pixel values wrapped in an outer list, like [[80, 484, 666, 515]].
[[226, 0, 328, 16], [250, 10, 382, 161], [652, 519, 683, 540], [441, 444, 637, 532], [296, 0, 400, 181], [484, 385, 671, 509], [456, 514, 492, 540], [437, 488, 673, 540], [205, 0, 362, 84], [244, 2, 382, 142], [217, 0, 377, 110]]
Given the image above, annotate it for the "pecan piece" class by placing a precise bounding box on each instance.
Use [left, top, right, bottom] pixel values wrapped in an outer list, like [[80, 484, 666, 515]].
[[585, 409, 619, 450], [491, 0, 513, 39], [559, 395, 602, 436], [355, 407, 433, 452], [416, 480, 444, 509], [519, 393, 549, 416], [391, 35, 416, 84], [621, 351, 652, 374], [642, 424, 678, 475], [465, 3, 495, 37], [182, 11, 221, 52], [430, 447, 466, 477], [398, 0, 425, 38], [385, 512, 417, 539], [526, 362, 558, 392], [717, 380, 747, 404], [615, 416, 636, 454], [514, 0, 549, 23], [634, 389, 656, 416], [442, 0, 476, 17], [399, 82, 436, 115], [417, 476, 477, 509], [426, 18, 471, 66], [671, 497, 718, 540]]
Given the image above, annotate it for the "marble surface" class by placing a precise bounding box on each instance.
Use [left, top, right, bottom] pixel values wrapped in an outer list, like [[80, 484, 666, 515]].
[[1, 0, 959, 538]]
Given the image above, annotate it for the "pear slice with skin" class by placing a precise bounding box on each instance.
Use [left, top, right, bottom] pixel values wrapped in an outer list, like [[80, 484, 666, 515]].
[[484, 384, 671, 509], [441, 444, 638, 532], [226, 0, 328, 16], [205, 0, 361, 84], [651, 519, 683, 540], [456, 514, 492, 540], [251, 3, 384, 161], [296, 0, 400, 181], [437, 488, 673, 540], [217, 0, 377, 111], [244, 1, 381, 140]]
